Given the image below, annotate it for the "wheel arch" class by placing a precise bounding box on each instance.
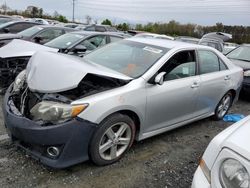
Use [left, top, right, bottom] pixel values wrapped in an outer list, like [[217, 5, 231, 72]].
[[98, 109, 142, 139]]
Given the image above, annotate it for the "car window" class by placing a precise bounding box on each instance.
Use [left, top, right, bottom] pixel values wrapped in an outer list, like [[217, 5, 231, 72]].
[[18, 26, 43, 37], [96, 26, 106, 32], [159, 50, 196, 81], [198, 50, 220, 74], [45, 33, 86, 49], [110, 36, 123, 43], [226, 46, 250, 62], [8, 23, 36, 33], [106, 27, 117, 32], [37, 29, 64, 42], [80, 35, 107, 51], [85, 26, 95, 31]]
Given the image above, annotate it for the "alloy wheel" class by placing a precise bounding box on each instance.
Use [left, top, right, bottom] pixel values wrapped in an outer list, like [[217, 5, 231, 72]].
[[99, 122, 132, 161]]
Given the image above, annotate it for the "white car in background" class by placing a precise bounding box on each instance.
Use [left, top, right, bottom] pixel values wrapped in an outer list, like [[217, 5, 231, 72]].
[[192, 116, 250, 188], [134, 33, 175, 40]]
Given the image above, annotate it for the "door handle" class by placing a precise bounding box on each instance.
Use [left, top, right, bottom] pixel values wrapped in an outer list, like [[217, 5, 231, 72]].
[[224, 75, 231, 80], [191, 82, 199, 88]]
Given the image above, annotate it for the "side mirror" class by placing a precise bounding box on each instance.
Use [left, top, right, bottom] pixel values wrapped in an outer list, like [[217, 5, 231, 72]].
[[73, 45, 87, 54], [3, 28, 10, 33], [154, 72, 166, 85]]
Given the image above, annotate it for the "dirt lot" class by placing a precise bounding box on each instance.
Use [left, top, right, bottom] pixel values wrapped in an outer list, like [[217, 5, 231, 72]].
[[0, 95, 249, 188]]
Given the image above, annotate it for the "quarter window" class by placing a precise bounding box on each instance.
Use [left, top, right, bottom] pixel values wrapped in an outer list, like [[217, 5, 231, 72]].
[[198, 50, 220, 74], [159, 50, 196, 81]]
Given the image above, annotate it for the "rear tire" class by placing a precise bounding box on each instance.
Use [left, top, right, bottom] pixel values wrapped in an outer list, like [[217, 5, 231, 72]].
[[89, 113, 136, 166], [213, 92, 233, 120]]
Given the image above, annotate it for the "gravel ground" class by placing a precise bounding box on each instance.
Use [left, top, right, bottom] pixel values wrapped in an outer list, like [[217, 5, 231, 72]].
[[0, 95, 249, 188]]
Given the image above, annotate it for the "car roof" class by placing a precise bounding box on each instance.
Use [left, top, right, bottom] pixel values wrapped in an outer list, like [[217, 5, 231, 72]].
[[33, 25, 75, 30], [69, 31, 126, 38], [126, 37, 203, 49], [4, 20, 42, 25]]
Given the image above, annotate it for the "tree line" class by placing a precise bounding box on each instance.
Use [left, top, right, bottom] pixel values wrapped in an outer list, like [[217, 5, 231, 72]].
[[0, 4, 68, 23], [103, 19, 250, 44]]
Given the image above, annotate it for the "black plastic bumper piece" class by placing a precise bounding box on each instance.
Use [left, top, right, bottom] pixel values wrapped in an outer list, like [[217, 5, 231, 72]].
[[2, 88, 97, 169], [242, 77, 250, 94]]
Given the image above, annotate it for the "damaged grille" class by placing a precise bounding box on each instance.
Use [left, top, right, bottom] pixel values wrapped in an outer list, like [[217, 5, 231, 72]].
[[0, 57, 30, 89]]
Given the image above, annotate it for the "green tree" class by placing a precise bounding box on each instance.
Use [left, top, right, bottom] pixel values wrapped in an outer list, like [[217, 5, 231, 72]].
[[117, 23, 129, 31], [101, 19, 112, 26], [57, 15, 68, 23], [31, 6, 39, 17]]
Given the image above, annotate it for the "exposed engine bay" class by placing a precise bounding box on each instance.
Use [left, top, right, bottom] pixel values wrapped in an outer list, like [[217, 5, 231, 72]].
[[0, 57, 30, 90], [9, 73, 129, 126]]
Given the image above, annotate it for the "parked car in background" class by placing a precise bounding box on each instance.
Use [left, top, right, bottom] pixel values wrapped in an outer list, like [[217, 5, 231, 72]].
[[199, 32, 232, 53], [223, 42, 239, 54], [226, 44, 250, 94], [75, 24, 90, 31], [3, 38, 242, 168], [64, 23, 79, 28], [0, 21, 41, 34], [175, 36, 200, 44], [134, 33, 174, 40], [0, 31, 129, 92], [31, 18, 49, 25], [84, 24, 118, 32], [192, 116, 250, 188], [127, 30, 146, 36], [0, 25, 75, 47], [0, 16, 21, 25]]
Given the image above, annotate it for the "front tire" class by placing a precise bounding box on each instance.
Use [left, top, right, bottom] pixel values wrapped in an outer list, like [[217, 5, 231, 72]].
[[89, 113, 136, 166], [214, 92, 233, 120]]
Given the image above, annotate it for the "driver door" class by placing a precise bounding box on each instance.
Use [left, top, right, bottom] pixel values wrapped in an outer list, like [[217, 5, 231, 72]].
[[144, 50, 201, 133]]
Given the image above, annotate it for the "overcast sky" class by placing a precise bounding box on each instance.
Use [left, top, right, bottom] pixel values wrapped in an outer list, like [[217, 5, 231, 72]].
[[1, 0, 250, 25]]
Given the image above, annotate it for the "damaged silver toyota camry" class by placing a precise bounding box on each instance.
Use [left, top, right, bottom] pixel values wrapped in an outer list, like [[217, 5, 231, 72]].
[[3, 38, 243, 168]]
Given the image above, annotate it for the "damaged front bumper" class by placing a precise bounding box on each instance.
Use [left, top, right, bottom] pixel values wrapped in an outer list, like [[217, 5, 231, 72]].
[[3, 86, 97, 169]]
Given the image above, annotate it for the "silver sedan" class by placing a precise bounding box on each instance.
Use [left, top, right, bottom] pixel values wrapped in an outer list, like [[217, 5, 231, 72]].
[[3, 38, 243, 168]]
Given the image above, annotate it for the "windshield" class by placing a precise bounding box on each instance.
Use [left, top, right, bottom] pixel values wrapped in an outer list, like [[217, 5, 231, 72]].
[[0, 21, 14, 29], [18, 26, 43, 37], [84, 40, 169, 78], [45, 33, 86, 49], [0, 18, 12, 25], [227, 46, 250, 62]]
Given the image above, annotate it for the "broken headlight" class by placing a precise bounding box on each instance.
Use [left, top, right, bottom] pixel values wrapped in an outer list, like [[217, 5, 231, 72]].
[[30, 101, 88, 124], [13, 70, 26, 93]]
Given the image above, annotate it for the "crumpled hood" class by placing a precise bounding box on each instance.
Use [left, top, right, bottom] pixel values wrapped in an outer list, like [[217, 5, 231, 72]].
[[0, 33, 21, 40], [0, 39, 58, 58], [229, 59, 250, 70], [26, 51, 132, 93]]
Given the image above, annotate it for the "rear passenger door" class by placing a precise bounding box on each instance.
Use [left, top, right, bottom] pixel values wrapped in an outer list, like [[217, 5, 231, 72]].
[[196, 50, 230, 115]]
